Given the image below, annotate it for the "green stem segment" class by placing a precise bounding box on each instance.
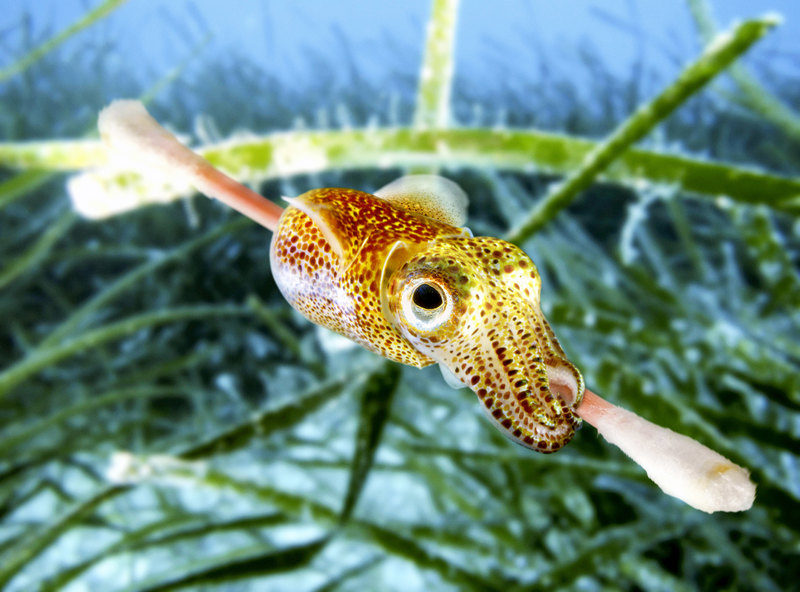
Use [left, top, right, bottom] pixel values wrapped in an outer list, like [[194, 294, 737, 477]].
[[505, 16, 780, 244], [414, 0, 460, 129], [4, 125, 797, 219]]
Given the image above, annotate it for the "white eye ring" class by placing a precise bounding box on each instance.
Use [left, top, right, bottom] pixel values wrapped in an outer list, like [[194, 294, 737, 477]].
[[401, 278, 453, 333]]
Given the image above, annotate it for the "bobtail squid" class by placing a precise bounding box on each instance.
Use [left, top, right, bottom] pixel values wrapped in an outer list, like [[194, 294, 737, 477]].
[[270, 176, 583, 453]]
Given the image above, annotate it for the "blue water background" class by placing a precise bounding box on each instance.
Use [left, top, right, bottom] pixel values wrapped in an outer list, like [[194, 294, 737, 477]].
[[3, 0, 799, 125]]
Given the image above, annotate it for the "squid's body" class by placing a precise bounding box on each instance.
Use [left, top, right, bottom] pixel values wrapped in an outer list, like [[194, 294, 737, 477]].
[[270, 176, 584, 453]]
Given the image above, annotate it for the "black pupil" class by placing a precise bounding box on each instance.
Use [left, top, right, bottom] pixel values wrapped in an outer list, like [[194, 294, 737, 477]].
[[412, 283, 443, 310]]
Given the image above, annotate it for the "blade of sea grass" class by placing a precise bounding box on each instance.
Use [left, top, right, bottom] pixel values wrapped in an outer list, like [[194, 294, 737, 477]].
[[178, 375, 350, 460], [0, 210, 76, 289], [0, 0, 129, 83], [0, 484, 128, 589], [338, 361, 400, 523], [116, 463, 512, 591], [128, 537, 331, 592], [39, 217, 250, 347], [0, 374, 355, 589], [0, 304, 249, 399], [687, 0, 800, 143], [505, 15, 780, 243], [0, 170, 54, 210], [0, 385, 187, 455]]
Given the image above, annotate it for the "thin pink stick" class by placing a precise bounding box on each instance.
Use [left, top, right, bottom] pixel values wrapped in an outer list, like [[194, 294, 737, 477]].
[[575, 388, 615, 423], [192, 160, 284, 232]]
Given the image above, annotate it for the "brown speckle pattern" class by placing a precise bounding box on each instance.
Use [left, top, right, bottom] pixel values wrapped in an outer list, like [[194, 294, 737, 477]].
[[271, 188, 464, 367]]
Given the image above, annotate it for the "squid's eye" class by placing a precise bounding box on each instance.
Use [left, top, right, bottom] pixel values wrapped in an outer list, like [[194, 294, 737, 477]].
[[399, 278, 453, 334], [412, 283, 444, 310]]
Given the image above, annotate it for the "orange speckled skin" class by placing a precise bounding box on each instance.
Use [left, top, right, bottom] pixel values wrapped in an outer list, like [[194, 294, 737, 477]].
[[270, 187, 584, 452], [270, 187, 466, 367]]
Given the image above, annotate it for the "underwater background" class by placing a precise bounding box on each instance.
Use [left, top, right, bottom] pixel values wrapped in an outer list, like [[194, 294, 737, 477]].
[[1, 1, 799, 590]]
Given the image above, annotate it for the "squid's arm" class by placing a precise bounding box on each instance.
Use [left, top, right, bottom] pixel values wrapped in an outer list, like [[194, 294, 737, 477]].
[[94, 100, 755, 513]]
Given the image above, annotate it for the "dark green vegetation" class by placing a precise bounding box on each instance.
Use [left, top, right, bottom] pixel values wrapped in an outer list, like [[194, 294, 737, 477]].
[[0, 1, 798, 590]]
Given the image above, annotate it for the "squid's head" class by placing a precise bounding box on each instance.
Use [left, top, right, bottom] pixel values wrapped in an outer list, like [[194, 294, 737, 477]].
[[382, 235, 584, 452]]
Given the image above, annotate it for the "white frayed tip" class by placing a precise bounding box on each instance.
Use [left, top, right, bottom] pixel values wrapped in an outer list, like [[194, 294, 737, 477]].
[[761, 12, 784, 27], [97, 99, 200, 184], [106, 451, 205, 486], [106, 451, 141, 484], [592, 405, 755, 513]]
